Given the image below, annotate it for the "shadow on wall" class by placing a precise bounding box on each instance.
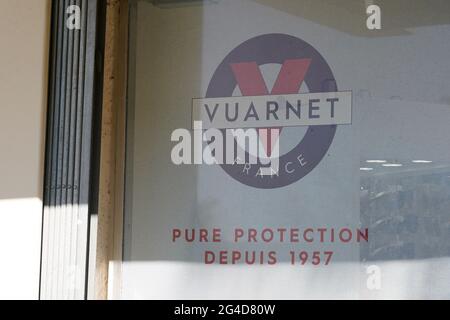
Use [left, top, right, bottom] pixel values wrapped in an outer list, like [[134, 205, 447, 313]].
[[123, 0, 205, 263], [0, 0, 50, 201], [254, 0, 450, 37]]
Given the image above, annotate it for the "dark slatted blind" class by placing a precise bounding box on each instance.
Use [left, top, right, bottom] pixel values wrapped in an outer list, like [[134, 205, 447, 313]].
[[40, 0, 105, 300]]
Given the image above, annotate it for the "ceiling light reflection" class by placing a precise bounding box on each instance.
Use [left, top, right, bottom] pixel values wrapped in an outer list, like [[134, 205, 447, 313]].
[[382, 163, 403, 167]]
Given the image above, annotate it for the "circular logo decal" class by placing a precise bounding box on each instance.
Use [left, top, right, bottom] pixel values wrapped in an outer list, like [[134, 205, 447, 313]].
[[206, 33, 338, 189]]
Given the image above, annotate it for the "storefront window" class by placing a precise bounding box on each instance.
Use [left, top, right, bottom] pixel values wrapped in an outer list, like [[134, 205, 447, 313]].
[[122, 0, 450, 299]]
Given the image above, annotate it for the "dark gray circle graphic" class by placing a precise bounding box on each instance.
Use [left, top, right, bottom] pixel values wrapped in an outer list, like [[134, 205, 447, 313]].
[[206, 33, 337, 189]]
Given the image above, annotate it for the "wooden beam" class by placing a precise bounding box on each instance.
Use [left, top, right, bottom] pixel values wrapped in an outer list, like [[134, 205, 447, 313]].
[[95, 0, 128, 300]]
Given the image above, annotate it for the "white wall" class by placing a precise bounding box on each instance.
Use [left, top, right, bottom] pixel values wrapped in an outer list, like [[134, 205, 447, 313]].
[[0, 0, 50, 300]]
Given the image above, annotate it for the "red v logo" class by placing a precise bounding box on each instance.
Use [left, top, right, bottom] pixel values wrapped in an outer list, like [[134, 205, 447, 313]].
[[230, 59, 311, 157], [231, 59, 311, 96]]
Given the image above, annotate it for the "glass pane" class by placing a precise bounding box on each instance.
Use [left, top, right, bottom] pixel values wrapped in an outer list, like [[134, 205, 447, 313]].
[[123, 0, 450, 299]]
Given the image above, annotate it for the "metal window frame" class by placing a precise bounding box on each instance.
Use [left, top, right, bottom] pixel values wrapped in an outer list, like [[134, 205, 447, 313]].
[[40, 0, 106, 300]]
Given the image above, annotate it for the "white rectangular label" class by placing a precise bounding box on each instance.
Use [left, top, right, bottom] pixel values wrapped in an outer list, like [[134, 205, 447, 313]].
[[192, 91, 352, 129]]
